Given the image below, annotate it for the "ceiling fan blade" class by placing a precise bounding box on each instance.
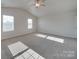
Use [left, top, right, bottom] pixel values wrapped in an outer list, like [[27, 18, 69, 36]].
[[41, 4, 46, 6]]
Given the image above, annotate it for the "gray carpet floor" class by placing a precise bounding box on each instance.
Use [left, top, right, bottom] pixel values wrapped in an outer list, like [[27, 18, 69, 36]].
[[1, 33, 77, 59]]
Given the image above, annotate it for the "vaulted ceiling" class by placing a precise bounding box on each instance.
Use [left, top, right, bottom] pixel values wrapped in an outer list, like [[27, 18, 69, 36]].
[[1, 0, 77, 17]]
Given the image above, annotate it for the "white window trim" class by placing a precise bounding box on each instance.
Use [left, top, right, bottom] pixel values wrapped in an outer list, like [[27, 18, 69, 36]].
[[28, 18, 33, 29], [3, 15, 14, 32]]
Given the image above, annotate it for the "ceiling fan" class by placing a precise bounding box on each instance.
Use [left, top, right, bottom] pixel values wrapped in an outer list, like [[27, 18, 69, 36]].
[[34, 0, 46, 8]]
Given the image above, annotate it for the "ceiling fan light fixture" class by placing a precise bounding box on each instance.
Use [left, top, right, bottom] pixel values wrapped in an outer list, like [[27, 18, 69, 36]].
[[35, 3, 40, 7], [34, 0, 46, 8]]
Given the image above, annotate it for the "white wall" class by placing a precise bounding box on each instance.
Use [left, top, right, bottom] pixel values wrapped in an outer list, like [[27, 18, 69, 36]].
[[37, 12, 77, 38], [1, 7, 37, 40]]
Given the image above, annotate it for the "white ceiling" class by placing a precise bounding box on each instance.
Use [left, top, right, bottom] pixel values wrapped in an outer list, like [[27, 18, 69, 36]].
[[1, 0, 77, 17]]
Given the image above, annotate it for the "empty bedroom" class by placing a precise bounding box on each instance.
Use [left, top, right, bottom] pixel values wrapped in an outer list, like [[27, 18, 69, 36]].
[[1, 0, 77, 59]]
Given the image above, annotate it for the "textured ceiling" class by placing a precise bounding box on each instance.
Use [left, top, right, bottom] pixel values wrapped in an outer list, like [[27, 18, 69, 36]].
[[1, 0, 77, 17]]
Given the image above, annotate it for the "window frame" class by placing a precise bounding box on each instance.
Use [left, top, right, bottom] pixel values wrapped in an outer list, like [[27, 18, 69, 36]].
[[27, 18, 33, 29], [2, 15, 14, 32]]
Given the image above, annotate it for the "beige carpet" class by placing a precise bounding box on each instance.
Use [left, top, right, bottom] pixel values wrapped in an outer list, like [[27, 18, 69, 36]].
[[1, 33, 77, 59]]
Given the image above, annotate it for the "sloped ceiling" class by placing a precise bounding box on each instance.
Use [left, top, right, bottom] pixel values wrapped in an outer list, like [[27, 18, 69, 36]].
[[1, 0, 77, 17]]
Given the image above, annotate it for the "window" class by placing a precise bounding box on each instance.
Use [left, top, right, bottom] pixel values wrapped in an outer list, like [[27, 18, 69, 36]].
[[3, 15, 14, 32], [28, 18, 32, 29]]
